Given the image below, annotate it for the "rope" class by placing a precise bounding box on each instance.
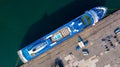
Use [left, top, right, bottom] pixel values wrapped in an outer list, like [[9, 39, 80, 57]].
[[14, 57, 20, 67]]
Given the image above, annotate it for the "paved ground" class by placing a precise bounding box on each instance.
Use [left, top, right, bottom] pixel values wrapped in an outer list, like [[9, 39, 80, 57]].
[[21, 10, 120, 67]]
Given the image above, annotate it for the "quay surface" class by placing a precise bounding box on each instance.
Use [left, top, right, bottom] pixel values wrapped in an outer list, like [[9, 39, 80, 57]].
[[21, 10, 120, 67]]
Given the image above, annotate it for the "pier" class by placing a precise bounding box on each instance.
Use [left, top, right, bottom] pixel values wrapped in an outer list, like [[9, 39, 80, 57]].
[[21, 10, 120, 67]]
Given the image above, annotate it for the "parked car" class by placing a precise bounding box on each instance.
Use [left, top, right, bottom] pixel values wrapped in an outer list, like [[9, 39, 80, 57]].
[[55, 58, 64, 67], [101, 39, 107, 45], [101, 39, 110, 51], [76, 45, 81, 51], [114, 27, 120, 34], [101, 38, 106, 41], [82, 49, 89, 55], [78, 36, 83, 42], [105, 35, 115, 48], [108, 39, 115, 48], [84, 40, 89, 46], [106, 36, 111, 41], [104, 45, 110, 51]]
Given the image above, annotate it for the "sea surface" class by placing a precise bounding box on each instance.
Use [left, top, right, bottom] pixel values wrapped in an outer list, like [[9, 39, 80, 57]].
[[0, 0, 119, 67]]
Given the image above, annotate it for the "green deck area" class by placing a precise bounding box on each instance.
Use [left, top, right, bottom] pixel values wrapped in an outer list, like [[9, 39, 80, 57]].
[[81, 13, 93, 26], [84, 14, 92, 25]]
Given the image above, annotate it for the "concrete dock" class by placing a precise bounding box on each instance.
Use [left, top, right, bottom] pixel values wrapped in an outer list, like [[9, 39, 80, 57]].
[[21, 10, 120, 67]]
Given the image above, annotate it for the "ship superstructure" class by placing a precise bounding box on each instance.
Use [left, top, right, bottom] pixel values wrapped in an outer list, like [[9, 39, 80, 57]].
[[18, 6, 107, 63]]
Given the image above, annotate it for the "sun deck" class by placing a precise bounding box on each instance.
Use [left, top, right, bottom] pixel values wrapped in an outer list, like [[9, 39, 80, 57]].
[[51, 27, 70, 42]]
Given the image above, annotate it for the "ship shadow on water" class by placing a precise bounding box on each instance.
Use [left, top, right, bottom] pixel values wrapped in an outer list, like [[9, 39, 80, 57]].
[[21, 0, 106, 48], [18, 0, 105, 66]]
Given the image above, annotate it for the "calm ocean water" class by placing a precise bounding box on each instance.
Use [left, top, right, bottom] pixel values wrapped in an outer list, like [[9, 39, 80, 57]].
[[0, 0, 119, 67]]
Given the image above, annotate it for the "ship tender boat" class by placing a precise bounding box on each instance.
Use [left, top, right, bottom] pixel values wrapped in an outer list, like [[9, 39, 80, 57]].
[[18, 6, 107, 63]]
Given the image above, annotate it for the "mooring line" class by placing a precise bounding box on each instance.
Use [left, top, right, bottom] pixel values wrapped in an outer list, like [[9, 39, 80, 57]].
[[14, 57, 20, 67]]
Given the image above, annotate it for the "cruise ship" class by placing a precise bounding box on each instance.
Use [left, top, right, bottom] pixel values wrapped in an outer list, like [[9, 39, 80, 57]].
[[18, 6, 107, 63]]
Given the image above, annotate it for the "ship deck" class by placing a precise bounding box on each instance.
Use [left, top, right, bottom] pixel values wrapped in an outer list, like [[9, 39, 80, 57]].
[[20, 10, 120, 67]]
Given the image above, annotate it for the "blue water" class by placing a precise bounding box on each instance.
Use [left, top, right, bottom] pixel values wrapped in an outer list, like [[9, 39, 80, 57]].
[[0, 0, 119, 67]]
